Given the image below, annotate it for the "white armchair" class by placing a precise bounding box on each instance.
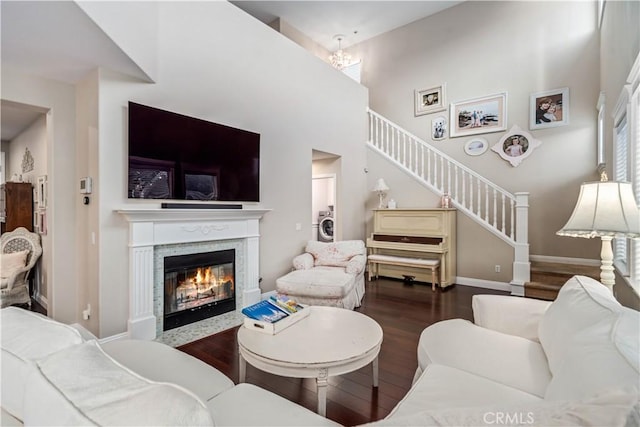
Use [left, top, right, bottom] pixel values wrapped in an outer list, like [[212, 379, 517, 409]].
[[276, 240, 367, 310], [1, 227, 42, 308]]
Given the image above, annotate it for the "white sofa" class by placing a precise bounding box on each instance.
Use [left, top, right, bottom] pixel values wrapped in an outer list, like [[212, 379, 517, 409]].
[[0, 307, 339, 427], [369, 275, 640, 426], [3, 275, 638, 426]]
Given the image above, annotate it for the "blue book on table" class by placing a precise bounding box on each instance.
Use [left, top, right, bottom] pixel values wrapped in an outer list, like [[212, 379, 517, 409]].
[[242, 300, 289, 323]]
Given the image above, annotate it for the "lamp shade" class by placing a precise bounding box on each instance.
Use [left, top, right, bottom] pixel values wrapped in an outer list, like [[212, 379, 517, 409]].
[[557, 181, 640, 238], [372, 178, 389, 193]]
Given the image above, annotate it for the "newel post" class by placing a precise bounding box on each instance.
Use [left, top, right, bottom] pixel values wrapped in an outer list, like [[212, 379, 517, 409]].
[[512, 192, 530, 296]]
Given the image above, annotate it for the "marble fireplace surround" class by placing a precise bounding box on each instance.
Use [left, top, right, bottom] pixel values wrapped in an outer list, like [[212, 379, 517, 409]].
[[118, 208, 269, 345]]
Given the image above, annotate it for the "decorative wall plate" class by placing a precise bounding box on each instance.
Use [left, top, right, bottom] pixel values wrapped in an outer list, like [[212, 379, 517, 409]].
[[491, 125, 541, 167], [464, 138, 488, 156]]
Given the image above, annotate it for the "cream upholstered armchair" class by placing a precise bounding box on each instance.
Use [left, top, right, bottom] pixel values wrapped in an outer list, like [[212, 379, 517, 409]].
[[1, 227, 42, 308], [276, 240, 367, 310]]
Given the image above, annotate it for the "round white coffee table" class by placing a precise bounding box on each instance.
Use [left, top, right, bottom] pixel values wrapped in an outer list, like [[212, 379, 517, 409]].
[[237, 306, 383, 416]]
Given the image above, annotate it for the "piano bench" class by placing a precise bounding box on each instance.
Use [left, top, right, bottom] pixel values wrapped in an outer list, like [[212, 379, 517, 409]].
[[367, 254, 440, 291]]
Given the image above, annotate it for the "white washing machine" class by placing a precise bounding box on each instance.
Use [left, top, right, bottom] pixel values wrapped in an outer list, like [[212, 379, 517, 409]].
[[317, 211, 334, 242]]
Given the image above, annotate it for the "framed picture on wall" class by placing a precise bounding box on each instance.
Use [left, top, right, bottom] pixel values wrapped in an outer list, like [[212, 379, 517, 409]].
[[38, 211, 47, 235], [529, 87, 569, 130], [33, 210, 40, 233], [37, 175, 47, 209], [415, 84, 446, 116], [450, 92, 507, 137], [431, 116, 447, 140]]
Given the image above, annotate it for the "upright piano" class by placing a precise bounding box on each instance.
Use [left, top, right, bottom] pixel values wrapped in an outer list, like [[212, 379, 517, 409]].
[[366, 209, 457, 287]]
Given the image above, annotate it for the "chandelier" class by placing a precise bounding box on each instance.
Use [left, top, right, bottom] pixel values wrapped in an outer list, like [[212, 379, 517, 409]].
[[328, 35, 352, 70]]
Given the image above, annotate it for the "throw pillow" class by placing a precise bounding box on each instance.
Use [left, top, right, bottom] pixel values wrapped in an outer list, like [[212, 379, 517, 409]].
[[538, 275, 621, 375], [306, 240, 365, 268], [0, 250, 29, 279], [544, 308, 640, 401]]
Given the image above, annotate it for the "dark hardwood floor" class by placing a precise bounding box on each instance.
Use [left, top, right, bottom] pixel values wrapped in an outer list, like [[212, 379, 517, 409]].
[[178, 279, 508, 426]]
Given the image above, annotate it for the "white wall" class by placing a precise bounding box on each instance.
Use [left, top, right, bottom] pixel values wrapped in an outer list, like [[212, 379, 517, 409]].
[[7, 115, 50, 302], [7, 115, 46, 185], [350, 1, 601, 282], [600, 0, 640, 176], [81, 2, 368, 337], [600, 0, 640, 307], [1, 68, 78, 324], [272, 18, 332, 66], [77, 1, 158, 82], [75, 70, 100, 334]]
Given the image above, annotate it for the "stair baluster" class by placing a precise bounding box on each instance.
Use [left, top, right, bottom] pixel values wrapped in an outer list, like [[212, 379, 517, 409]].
[[367, 109, 530, 291]]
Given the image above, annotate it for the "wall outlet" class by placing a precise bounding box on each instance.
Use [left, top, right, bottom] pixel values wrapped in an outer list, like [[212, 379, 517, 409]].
[[494, 265, 501, 273], [82, 304, 91, 320], [295, 223, 302, 231]]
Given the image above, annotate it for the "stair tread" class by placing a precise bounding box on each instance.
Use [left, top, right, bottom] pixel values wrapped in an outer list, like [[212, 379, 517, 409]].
[[525, 281, 563, 290], [524, 261, 600, 302], [530, 261, 600, 277]]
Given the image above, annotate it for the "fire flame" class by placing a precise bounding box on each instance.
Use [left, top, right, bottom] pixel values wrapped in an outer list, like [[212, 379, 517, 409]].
[[191, 267, 233, 287], [173, 266, 234, 305], [195, 267, 213, 285]]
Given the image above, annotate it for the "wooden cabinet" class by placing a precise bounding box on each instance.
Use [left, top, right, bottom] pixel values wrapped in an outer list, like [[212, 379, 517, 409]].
[[1, 182, 34, 233], [367, 209, 457, 287]]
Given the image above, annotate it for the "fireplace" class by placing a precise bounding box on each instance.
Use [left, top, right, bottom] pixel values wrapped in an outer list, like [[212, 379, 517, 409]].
[[117, 207, 268, 342], [163, 249, 236, 331]]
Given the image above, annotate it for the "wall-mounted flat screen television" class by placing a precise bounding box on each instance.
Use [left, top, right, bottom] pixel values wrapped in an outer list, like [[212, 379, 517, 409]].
[[128, 102, 260, 202]]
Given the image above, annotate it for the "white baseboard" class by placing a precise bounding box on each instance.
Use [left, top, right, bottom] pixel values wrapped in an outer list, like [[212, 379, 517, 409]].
[[98, 331, 129, 344], [32, 291, 47, 310], [530, 255, 600, 266], [510, 282, 525, 297], [455, 277, 511, 292], [69, 323, 99, 341]]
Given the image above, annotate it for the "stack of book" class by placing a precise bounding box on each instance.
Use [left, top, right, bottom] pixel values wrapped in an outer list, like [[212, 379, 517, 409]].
[[242, 295, 309, 334]]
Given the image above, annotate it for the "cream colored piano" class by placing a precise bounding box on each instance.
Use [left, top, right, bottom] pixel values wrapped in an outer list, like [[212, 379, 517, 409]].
[[366, 209, 457, 288]]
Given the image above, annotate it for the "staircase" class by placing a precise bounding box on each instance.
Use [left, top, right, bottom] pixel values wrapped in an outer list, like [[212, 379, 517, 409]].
[[526, 261, 601, 300], [366, 109, 531, 293]]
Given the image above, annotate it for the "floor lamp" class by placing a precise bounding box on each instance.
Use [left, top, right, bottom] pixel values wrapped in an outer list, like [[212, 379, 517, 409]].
[[557, 179, 640, 292]]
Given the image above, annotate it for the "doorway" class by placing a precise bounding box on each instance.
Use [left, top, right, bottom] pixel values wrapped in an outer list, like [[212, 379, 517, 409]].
[[1, 100, 49, 310], [312, 174, 336, 242], [312, 150, 340, 242]]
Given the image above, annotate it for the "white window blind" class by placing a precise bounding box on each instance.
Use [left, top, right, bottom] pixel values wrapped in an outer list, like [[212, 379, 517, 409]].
[[615, 118, 628, 181], [631, 87, 640, 289], [614, 118, 629, 270], [613, 52, 640, 293]]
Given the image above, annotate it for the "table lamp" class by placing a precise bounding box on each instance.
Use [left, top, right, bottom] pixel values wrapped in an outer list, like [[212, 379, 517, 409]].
[[372, 178, 389, 209], [557, 177, 640, 291]]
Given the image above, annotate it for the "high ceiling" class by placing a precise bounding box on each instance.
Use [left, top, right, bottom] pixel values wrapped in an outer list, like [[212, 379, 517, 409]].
[[1, 1, 462, 141], [1, 1, 150, 141], [231, 1, 463, 51], [1, 102, 45, 142]]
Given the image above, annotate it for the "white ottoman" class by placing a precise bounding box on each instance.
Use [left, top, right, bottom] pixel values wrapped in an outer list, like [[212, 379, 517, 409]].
[[276, 268, 359, 309]]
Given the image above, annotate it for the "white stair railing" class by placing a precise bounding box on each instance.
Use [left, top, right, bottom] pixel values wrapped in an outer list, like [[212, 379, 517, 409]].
[[367, 109, 530, 287]]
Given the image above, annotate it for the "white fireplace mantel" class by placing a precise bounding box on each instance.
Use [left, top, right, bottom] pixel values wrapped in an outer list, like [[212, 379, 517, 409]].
[[117, 207, 270, 340], [117, 208, 270, 223]]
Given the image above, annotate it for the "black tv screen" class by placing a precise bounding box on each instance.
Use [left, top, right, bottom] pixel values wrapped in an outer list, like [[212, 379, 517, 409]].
[[128, 102, 260, 202]]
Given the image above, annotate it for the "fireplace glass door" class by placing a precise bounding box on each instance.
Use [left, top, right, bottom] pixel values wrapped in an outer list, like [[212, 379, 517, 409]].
[[163, 249, 235, 330]]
